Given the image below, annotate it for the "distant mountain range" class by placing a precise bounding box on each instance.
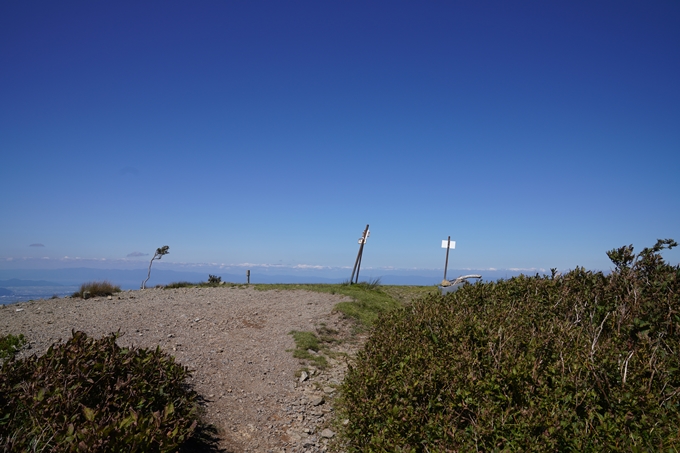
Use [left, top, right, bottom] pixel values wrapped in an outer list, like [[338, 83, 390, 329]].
[[0, 268, 340, 289], [0, 278, 64, 287], [0, 267, 547, 290]]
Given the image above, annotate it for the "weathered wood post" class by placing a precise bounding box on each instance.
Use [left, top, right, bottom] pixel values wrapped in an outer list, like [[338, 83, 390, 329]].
[[350, 225, 370, 284], [442, 237, 456, 282], [247, 269, 250, 284]]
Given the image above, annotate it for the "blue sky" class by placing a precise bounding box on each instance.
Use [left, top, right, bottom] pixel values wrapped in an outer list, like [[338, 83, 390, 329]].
[[1, 1, 679, 280]]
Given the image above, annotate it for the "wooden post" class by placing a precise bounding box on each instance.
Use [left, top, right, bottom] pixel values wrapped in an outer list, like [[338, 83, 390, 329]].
[[355, 248, 363, 284], [247, 270, 250, 284], [350, 224, 369, 284], [444, 236, 451, 281]]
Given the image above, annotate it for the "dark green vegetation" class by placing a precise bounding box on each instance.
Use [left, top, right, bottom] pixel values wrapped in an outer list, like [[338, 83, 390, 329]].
[[0, 333, 26, 361], [339, 240, 680, 451], [0, 331, 200, 452], [72, 280, 121, 299]]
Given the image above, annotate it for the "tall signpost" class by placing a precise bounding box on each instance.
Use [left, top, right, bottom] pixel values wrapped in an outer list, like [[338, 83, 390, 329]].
[[442, 236, 456, 282], [350, 224, 370, 284]]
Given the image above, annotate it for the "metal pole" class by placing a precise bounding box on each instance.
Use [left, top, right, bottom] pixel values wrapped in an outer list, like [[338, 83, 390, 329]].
[[247, 270, 250, 284], [444, 236, 451, 281], [350, 224, 369, 284]]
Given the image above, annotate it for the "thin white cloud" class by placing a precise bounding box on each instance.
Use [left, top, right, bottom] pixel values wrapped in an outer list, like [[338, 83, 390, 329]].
[[507, 267, 547, 273], [127, 251, 149, 257]]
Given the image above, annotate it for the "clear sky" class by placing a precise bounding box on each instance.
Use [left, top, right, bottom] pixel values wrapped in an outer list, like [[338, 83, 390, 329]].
[[2, 1, 679, 279]]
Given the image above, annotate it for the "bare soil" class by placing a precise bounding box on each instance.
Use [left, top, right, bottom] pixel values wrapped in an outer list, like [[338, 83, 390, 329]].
[[1, 286, 364, 453]]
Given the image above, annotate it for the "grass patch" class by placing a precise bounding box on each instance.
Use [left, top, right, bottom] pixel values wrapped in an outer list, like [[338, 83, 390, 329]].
[[289, 331, 328, 368], [0, 333, 26, 361], [341, 277, 383, 290], [72, 281, 121, 299], [164, 281, 199, 289], [255, 283, 419, 327], [380, 285, 439, 305]]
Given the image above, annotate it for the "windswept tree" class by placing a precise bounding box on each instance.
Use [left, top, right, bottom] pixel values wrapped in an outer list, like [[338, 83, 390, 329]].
[[141, 245, 169, 289]]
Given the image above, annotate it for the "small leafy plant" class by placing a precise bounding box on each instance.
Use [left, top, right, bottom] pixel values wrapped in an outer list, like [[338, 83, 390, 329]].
[[0, 330, 199, 452], [207, 275, 222, 285], [0, 333, 26, 361]]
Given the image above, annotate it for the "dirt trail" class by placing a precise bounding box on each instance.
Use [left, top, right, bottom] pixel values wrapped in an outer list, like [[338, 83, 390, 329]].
[[1, 286, 362, 452]]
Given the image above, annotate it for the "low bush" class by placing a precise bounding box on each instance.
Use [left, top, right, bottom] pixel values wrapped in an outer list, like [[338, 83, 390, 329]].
[[72, 281, 121, 299], [339, 240, 680, 451], [0, 331, 199, 452]]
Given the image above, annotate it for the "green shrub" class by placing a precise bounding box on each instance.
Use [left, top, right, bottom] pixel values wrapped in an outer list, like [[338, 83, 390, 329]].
[[72, 281, 121, 299], [339, 240, 680, 451], [207, 275, 221, 285], [0, 331, 199, 452], [0, 333, 26, 361]]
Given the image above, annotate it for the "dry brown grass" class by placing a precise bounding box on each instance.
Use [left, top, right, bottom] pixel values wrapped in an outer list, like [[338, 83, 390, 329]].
[[72, 280, 121, 299]]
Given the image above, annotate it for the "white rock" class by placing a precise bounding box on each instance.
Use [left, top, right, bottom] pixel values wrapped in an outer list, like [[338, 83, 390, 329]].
[[299, 371, 309, 382], [320, 428, 335, 438]]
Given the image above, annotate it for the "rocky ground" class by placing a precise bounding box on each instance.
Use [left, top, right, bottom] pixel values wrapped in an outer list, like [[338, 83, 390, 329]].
[[1, 286, 366, 452]]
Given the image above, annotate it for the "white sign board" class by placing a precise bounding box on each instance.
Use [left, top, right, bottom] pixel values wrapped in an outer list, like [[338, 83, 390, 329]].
[[441, 240, 456, 249]]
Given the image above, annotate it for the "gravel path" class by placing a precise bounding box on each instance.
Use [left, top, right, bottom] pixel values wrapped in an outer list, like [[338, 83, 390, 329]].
[[1, 286, 363, 453]]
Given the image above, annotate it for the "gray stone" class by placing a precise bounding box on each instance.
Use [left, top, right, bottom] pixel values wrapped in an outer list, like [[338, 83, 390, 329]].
[[320, 428, 335, 439], [299, 371, 309, 382], [310, 396, 324, 406]]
